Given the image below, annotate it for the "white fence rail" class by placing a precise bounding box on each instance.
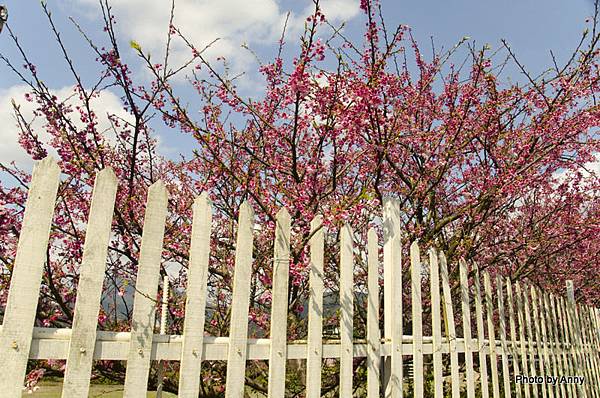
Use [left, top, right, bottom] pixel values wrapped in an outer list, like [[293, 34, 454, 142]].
[[1, 157, 599, 397]]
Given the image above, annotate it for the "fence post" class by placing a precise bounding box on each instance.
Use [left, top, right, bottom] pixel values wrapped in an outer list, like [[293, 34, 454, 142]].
[[540, 292, 559, 398], [267, 208, 291, 398], [156, 275, 169, 398], [306, 216, 324, 398], [590, 307, 600, 396], [410, 242, 424, 397], [536, 289, 553, 398], [496, 276, 512, 398], [0, 157, 60, 398], [459, 259, 476, 398], [123, 181, 169, 398], [473, 267, 490, 398], [428, 249, 443, 398], [224, 202, 255, 398], [382, 198, 403, 398], [366, 228, 381, 398], [556, 296, 577, 397], [581, 307, 597, 398], [590, 306, 600, 395], [440, 252, 460, 398], [62, 168, 118, 398], [566, 281, 591, 397], [522, 285, 539, 397], [515, 283, 532, 398], [178, 193, 213, 398], [580, 305, 600, 397], [546, 294, 565, 398], [483, 272, 500, 398], [505, 281, 523, 398], [529, 287, 547, 398], [339, 224, 355, 397]]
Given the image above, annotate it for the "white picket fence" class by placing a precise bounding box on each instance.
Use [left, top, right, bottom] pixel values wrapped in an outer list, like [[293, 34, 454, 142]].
[[0, 157, 599, 398]]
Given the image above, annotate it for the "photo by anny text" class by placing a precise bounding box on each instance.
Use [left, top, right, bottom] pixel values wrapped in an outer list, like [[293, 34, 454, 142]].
[[515, 375, 585, 386]]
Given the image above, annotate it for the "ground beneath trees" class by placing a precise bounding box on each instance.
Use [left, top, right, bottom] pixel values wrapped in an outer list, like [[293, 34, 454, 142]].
[[21, 381, 177, 397]]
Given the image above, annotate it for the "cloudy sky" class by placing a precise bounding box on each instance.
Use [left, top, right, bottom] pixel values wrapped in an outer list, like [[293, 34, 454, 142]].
[[0, 0, 597, 171]]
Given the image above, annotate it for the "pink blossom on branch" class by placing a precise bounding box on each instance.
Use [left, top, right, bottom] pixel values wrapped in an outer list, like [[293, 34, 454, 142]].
[[0, 0, 599, 393]]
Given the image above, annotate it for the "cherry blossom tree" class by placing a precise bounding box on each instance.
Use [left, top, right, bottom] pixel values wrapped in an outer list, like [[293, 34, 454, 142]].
[[0, 0, 598, 395]]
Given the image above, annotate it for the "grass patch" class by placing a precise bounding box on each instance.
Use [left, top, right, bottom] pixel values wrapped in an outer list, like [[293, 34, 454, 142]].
[[22, 381, 177, 397]]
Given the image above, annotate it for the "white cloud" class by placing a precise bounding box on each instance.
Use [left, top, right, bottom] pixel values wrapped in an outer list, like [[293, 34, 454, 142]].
[[583, 154, 600, 176], [64, 0, 361, 80], [0, 85, 37, 169], [0, 84, 132, 170], [551, 153, 600, 206], [313, 0, 361, 22]]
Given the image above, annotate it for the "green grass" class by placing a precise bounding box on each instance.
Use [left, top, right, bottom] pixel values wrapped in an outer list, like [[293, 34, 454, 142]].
[[22, 381, 177, 397]]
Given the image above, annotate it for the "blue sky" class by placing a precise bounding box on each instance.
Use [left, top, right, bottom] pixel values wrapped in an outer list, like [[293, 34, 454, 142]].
[[0, 0, 596, 169]]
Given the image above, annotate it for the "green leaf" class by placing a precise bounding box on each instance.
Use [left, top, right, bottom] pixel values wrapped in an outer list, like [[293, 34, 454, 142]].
[[130, 40, 142, 52]]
